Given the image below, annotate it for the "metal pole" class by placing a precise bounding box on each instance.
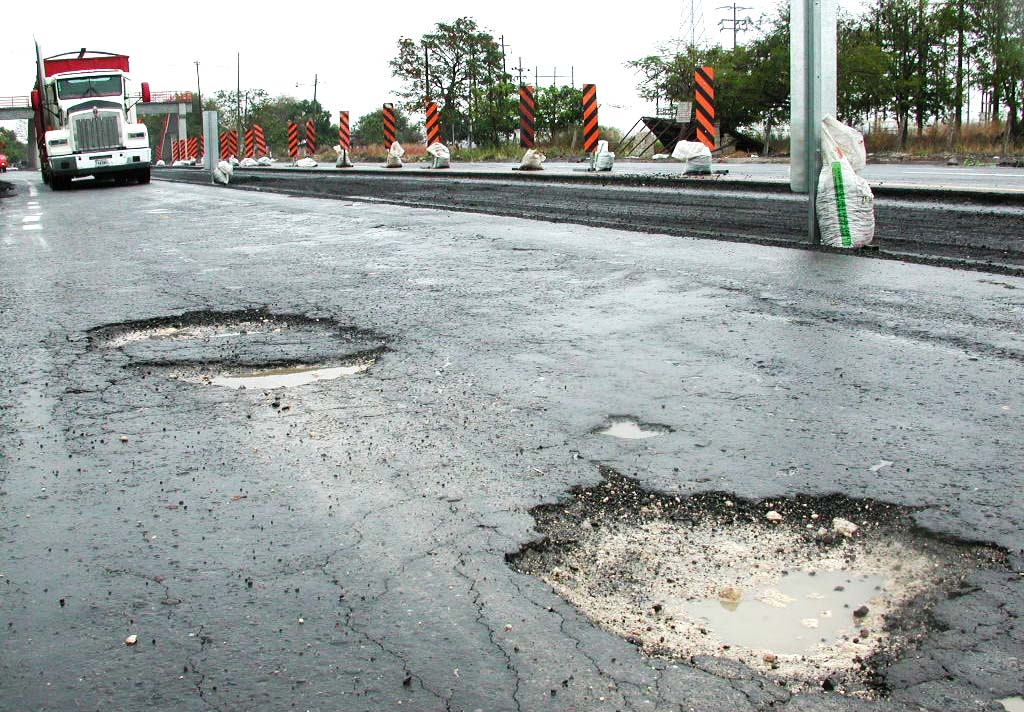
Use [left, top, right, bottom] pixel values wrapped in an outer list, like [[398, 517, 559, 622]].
[[236, 53, 241, 138], [424, 45, 430, 102], [790, 0, 836, 245], [194, 61, 202, 111], [312, 74, 318, 107], [202, 110, 218, 173]]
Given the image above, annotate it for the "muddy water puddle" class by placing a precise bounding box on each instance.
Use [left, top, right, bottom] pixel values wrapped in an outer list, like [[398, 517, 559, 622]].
[[681, 571, 884, 656], [596, 416, 672, 439], [197, 361, 373, 389]]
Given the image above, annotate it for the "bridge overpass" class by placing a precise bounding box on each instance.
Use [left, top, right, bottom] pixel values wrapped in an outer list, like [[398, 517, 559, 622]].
[[0, 92, 192, 168]]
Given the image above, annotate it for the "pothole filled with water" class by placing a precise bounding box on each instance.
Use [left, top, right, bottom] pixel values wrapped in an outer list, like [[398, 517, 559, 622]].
[[179, 359, 375, 389], [594, 415, 673, 439], [508, 467, 1009, 697], [88, 308, 387, 388]]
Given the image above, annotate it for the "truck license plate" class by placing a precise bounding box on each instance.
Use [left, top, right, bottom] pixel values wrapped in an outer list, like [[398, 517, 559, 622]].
[[95, 158, 110, 166]]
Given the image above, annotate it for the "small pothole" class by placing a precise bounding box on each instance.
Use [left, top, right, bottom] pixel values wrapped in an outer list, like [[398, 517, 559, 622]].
[[87, 308, 388, 387], [594, 415, 673, 439], [508, 467, 1009, 697]]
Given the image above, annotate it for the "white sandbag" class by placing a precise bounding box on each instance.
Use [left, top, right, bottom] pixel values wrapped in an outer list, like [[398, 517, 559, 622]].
[[333, 144, 354, 168], [239, 157, 258, 167], [212, 160, 233, 185], [592, 140, 615, 172], [155, 159, 166, 167], [172, 159, 194, 167], [229, 156, 240, 166], [519, 149, 546, 171], [295, 157, 317, 168], [672, 140, 712, 174], [386, 141, 405, 168], [816, 158, 875, 248], [426, 142, 450, 168], [821, 115, 867, 173], [257, 156, 273, 166]]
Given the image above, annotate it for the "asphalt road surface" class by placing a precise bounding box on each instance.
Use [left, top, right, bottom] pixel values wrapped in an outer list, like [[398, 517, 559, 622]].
[[1, 171, 1021, 712]]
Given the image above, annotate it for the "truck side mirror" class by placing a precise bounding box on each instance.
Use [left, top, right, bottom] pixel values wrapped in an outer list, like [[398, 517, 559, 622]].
[[141, 82, 151, 103]]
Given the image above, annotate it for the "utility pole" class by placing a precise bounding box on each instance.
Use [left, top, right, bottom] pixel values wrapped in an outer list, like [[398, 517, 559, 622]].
[[312, 74, 318, 108], [718, 3, 753, 48], [512, 57, 525, 87], [424, 44, 430, 102], [236, 53, 241, 137], [499, 35, 509, 76], [194, 61, 202, 111]]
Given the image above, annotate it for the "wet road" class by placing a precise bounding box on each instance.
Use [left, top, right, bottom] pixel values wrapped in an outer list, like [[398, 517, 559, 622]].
[[1, 171, 1021, 711]]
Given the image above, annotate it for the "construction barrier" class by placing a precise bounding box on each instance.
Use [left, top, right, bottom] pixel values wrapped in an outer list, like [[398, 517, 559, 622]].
[[519, 85, 535, 148], [305, 119, 317, 156], [171, 139, 180, 162], [694, 66, 716, 150], [338, 111, 350, 151], [187, 137, 199, 160], [244, 127, 255, 158], [582, 84, 599, 154], [382, 103, 396, 150], [198, 135, 205, 159], [287, 121, 299, 159], [252, 124, 267, 156], [220, 130, 238, 159], [425, 101, 441, 146]]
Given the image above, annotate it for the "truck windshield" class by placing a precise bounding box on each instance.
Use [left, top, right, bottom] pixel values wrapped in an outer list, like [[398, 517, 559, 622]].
[[56, 75, 122, 100]]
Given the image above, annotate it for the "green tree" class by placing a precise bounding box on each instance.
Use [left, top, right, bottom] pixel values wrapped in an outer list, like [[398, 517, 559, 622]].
[[390, 17, 510, 145], [535, 86, 583, 141], [352, 107, 423, 147], [0, 127, 27, 164]]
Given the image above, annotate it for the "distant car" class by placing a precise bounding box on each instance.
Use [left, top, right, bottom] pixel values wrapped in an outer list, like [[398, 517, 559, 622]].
[[0, 154, 8, 172]]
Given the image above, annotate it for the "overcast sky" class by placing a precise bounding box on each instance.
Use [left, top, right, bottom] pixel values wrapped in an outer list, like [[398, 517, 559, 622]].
[[1, 0, 808, 137]]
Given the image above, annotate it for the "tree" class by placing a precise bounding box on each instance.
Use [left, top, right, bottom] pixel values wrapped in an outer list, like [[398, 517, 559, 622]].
[[535, 86, 583, 141], [352, 107, 423, 147], [0, 127, 27, 164], [390, 17, 510, 146]]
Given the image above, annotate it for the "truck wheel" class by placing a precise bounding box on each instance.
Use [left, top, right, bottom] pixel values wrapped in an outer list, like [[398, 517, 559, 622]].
[[42, 170, 51, 185], [136, 168, 151, 184]]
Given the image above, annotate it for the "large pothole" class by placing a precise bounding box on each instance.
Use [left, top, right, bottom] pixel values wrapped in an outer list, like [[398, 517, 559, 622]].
[[508, 467, 1009, 697], [88, 308, 387, 387]]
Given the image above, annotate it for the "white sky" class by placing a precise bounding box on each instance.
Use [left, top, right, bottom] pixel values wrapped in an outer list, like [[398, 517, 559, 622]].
[[1, 0, 799, 136]]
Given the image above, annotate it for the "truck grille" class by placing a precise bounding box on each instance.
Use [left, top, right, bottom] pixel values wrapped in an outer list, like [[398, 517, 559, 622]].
[[72, 111, 122, 152]]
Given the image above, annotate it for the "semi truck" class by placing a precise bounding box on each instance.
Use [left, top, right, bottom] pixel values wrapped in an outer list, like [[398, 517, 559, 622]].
[[31, 46, 152, 190]]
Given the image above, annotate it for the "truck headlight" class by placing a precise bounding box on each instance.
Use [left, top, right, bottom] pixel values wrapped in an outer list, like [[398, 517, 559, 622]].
[[128, 131, 146, 140], [48, 138, 68, 146]]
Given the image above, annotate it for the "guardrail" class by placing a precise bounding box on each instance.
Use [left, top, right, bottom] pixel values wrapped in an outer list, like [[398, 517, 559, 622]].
[[0, 96, 31, 108], [134, 91, 193, 103]]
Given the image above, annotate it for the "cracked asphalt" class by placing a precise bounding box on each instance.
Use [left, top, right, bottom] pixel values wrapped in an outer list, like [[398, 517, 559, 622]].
[[1, 171, 1021, 711]]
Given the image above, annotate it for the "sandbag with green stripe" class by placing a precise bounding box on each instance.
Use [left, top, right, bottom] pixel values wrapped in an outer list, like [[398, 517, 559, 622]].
[[815, 157, 875, 248]]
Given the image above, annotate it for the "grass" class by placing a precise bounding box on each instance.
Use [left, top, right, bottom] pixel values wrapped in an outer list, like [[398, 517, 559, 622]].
[[864, 121, 1022, 157]]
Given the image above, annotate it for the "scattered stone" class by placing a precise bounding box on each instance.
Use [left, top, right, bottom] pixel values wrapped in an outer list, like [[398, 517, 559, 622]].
[[853, 606, 869, 619], [763, 653, 778, 663], [120, 436, 129, 443], [124, 634, 138, 646], [833, 518, 859, 537], [766, 510, 783, 522], [719, 586, 743, 604]]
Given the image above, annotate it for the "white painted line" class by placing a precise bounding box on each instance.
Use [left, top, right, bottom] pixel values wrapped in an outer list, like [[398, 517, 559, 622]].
[[22, 215, 40, 223], [33, 235, 49, 249], [28, 185, 38, 197], [23, 224, 42, 231]]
